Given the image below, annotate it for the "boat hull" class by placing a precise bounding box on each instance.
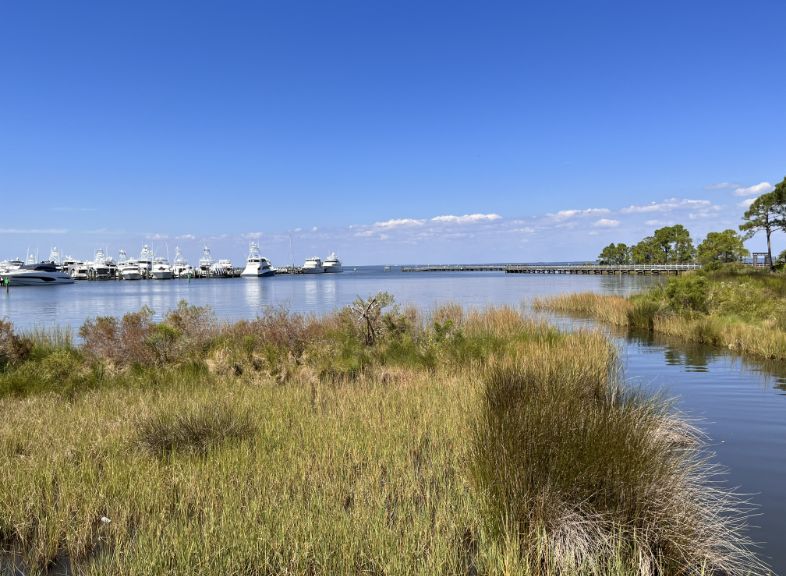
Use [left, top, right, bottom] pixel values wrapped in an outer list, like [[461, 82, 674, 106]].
[[152, 271, 174, 280], [4, 272, 74, 286]]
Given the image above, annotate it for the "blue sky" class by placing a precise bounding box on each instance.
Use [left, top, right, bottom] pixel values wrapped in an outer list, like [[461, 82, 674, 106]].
[[1, 0, 784, 265]]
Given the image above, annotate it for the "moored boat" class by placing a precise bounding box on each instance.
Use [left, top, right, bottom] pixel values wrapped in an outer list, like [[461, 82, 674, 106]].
[[302, 256, 324, 274], [241, 242, 273, 277], [172, 246, 194, 278], [323, 252, 343, 273], [151, 257, 174, 280], [2, 262, 75, 286]]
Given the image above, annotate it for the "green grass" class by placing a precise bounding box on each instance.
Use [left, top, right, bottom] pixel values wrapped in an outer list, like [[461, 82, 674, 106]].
[[0, 297, 769, 574]]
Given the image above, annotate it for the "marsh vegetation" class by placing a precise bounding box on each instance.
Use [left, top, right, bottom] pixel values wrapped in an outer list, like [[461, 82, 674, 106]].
[[0, 296, 767, 574], [535, 265, 786, 362]]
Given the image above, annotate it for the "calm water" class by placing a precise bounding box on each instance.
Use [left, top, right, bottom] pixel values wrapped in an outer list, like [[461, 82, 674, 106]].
[[1, 267, 784, 572]]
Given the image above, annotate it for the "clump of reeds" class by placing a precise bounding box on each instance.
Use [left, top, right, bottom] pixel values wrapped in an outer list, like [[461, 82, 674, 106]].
[[135, 400, 256, 456], [533, 292, 634, 326], [471, 329, 764, 575]]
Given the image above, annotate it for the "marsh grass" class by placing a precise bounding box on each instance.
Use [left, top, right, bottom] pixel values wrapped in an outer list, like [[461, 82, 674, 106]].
[[535, 266, 786, 361], [0, 299, 770, 574], [472, 333, 761, 575]]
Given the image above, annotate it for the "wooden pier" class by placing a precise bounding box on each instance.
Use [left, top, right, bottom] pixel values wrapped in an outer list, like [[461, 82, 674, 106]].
[[401, 264, 701, 275]]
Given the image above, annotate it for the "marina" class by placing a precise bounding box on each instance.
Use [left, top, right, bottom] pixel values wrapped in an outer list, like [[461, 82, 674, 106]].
[[0, 243, 346, 285]]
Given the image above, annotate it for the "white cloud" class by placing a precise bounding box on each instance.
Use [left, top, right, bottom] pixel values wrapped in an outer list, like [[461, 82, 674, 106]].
[[176, 234, 196, 241], [145, 233, 169, 240], [0, 228, 69, 234], [593, 218, 620, 228], [620, 198, 712, 214], [549, 208, 610, 220], [734, 182, 774, 197], [738, 198, 756, 209], [431, 213, 502, 224], [705, 182, 739, 191], [373, 218, 425, 229], [241, 232, 262, 240], [510, 226, 536, 235]]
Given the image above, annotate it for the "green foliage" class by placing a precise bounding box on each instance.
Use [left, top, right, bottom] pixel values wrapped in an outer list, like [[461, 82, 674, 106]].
[[632, 225, 695, 264], [665, 274, 709, 313], [597, 242, 631, 265], [697, 229, 749, 267]]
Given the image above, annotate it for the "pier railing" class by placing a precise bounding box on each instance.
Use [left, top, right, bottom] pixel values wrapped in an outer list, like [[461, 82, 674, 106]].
[[402, 264, 702, 275]]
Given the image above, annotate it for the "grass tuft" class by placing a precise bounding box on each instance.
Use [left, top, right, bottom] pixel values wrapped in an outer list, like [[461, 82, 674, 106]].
[[135, 401, 257, 456]]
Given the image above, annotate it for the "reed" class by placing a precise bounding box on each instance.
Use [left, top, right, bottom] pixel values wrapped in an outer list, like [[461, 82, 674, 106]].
[[532, 292, 633, 326]]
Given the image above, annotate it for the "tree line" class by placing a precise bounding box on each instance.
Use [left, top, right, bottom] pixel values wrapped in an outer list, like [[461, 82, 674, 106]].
[[598, 176, 786, 268]]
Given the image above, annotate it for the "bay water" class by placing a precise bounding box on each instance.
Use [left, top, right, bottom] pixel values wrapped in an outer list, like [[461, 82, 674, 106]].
[[2, 267, 784, 572]]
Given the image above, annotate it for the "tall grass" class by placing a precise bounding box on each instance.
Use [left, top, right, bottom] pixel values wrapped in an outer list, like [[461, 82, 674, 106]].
[[472, 332, 761, 574], [0, 299, 770, 574]]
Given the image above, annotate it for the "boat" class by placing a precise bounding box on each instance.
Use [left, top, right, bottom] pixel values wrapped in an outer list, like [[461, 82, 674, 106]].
[[0, 259, 23, 274], [198, 245, 214, 277], [138, 245, 154, 278], [241, 242, 274, 277], [302, 256, 324, 274], [323, 252, 343, 273], [172, 247, 193, 278], [2, 262, 75, 286], [70, 262, 89, 280], [151, 257, 174, 280], [47, 247, 62, 268], [211, 259, 234, 277], [117, 250, 143, 280], [89, 249, 112, 280]]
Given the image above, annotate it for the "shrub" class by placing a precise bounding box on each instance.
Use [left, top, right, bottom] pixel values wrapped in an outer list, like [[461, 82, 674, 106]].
[[665, 274, 708, 313], [79, 307, 157, 367], [0, 320, 32, 369]]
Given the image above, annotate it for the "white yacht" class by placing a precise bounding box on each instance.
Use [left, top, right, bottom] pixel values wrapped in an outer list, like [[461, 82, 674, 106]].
[[117, 250, 143, 280], [172, 247, 194, 278], [211, 259, 234, 277], [241, 242, 273, 277], [138, 245, 154, 278], [302, 257, 324, 274], [2, 262, 75, 286], [151, 257, 174, 280], [48, 247, 62, 268], [323, 252, 343, 273], [0, 259, 23, 274], [70, 262, 89, 280], [89, 249, 112, 280], [198, 246, 214, 277]]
